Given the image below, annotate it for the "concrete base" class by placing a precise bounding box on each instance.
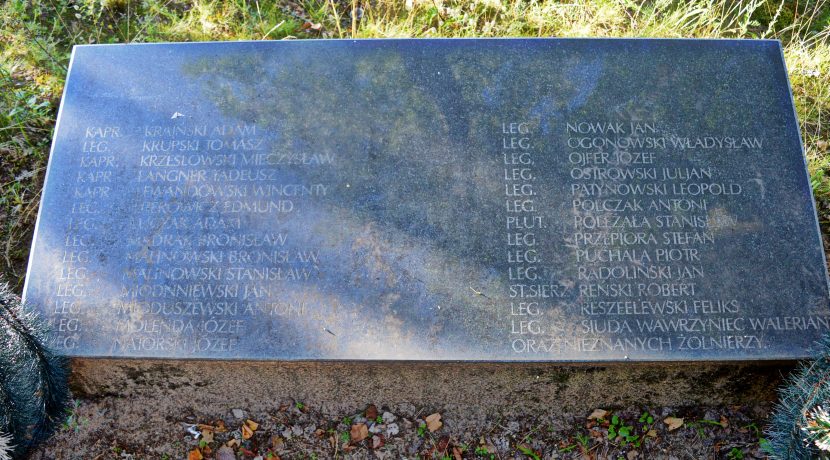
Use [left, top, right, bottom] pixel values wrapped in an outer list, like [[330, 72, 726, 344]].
[[70, 359, 791, 417]]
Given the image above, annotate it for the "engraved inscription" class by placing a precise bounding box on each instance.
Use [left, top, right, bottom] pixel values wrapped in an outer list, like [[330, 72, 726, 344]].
[[26, 40, 829, 361]]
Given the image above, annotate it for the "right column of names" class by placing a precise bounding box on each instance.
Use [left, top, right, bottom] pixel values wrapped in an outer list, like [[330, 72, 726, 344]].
[[566, 120, 760, 355]]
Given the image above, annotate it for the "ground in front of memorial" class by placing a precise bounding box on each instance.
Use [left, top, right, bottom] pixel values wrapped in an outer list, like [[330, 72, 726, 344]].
[[2, 0, 829, 459], [32, 397, 772, 459]]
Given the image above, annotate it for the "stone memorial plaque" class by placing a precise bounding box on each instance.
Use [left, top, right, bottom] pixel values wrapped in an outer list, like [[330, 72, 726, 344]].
[[23, 39, 830, 361]]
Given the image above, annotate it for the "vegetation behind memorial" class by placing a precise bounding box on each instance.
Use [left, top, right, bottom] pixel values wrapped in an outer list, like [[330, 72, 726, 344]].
[[0, 0, 828, 290]]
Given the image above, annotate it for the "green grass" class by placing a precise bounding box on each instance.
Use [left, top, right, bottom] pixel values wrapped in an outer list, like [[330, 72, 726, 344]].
[[1, 0, 829, 289]]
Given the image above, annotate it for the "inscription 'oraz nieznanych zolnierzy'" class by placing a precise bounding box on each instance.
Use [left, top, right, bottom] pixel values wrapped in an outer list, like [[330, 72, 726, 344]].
[[24, 39, 830, 361]]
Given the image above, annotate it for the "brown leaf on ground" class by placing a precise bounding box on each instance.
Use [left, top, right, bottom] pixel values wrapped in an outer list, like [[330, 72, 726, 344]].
[[437, 436, 450, 452], [426, 413, 443, 432], [371, 434, 385, 449], [214, 420, 227, 432], [226, 439, 240, 448], [197, 423, 223, 433], [245, 419, 259, 432], [200, 429, 214, 444], [452, 446, 463, 460], [588, 409, 608, 420], [664, 416, 684, 431], [188, 449, 203, 460], [627, 450, 639, 459], [242, 424, 254, 439], [720, 416, 729, 428], [351, 423, 369, 442], [271, 435, 285, 450], [646, 429, 657, 437], [365, 404, 378, 420]]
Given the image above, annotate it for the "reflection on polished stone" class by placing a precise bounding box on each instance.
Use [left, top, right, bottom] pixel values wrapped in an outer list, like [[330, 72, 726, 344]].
[[23, 39, 830, 361]]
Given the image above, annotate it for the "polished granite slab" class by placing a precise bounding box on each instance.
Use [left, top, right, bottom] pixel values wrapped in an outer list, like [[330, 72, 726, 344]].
[[23, 39, 830, 360]]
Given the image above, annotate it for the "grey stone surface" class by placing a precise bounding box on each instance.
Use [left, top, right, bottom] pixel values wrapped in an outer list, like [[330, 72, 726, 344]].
[[23, 39, 830, 361]]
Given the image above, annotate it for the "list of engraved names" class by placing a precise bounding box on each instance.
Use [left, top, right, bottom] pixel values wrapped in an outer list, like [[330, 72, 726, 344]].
[[47, 115, 830, 358], [506, 119, 830, 356], [55, 122, 333, 354]]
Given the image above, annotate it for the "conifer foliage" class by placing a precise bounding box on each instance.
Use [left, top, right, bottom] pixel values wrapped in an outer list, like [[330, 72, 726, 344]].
[[767, 335, 830, 459], [0, 432, 12, 460], [0, 282, 70, 458]]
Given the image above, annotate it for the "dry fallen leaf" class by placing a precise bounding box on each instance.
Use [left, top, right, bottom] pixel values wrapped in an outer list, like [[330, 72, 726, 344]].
[[664, 416, 684, 431], [271, 435, 285, 450], [365, 404, 378, 420], [351, 423, 369, 442], [302, 21, 322, 31], [201, 429, 214, 444], [245, 419, 259, 431], [588, 409, 608, 420], [226, 438, 240, 448], [242, 424, 254, 439], [646, 429, 657, 438], [198, 423, 223, 433], [188, 449, 203, 460], [425, 413, 443, 432], [437, 436, 450, 452], [627, 450, 639, 460], [371, 434, 385, 449], [720, 416, 729, 428], [452, 446, 463, 460]]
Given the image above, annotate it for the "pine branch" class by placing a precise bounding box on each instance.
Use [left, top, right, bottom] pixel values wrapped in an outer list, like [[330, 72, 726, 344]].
[[804, 406, 830, 453], [0, 282, 70, 458], [0, 432, 14, 460], [766, 335, 830, 459]]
